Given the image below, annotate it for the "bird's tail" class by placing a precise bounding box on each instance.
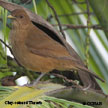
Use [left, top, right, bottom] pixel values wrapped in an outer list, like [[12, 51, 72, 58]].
[[77, 65, 104, 82]]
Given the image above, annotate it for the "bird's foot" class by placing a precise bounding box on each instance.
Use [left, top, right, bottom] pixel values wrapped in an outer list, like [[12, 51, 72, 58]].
[[23, 82, 34, 88]]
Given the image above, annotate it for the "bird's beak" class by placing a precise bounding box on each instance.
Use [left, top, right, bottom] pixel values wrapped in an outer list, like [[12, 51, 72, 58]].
[[7, 15, 16, 19]]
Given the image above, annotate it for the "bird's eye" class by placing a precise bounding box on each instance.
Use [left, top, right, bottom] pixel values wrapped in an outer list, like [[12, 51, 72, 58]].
[[19, 15, 24, 19]]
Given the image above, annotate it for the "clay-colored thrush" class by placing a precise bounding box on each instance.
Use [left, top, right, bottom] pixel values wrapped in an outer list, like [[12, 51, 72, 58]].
[[8, 9, 103, 87], [0, 0, 104, 90]]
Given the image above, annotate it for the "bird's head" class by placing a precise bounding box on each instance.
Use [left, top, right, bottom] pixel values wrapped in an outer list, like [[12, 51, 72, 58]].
[[8, 9, 31, 29]]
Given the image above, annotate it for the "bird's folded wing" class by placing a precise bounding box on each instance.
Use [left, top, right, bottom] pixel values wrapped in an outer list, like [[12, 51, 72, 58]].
[[25, 27, 78, 62]]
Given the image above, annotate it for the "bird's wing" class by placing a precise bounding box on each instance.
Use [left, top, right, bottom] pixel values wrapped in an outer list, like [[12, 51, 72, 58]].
[[25, 26, 78, 62]]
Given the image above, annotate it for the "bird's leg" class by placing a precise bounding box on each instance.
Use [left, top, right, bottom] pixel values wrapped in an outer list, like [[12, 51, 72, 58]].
[[32, 73, 46, 86], [24, 73, 46, 87]]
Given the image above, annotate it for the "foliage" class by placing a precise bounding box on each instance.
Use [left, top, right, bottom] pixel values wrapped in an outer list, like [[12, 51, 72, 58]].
[[0, 84, 94, 108]]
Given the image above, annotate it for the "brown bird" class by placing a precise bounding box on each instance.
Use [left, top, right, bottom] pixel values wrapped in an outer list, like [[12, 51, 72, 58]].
[[8, 9, 104, 88], [0, 0, 104, 90]]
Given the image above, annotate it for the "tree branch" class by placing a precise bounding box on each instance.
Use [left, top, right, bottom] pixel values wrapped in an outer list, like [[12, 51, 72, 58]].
[[53, 24, 104, 30], [46, 0, 66, 39]]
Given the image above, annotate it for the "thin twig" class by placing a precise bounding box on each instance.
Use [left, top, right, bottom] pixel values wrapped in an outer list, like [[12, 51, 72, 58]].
[[0, 39, 11, 51], [46, 0, 66, 39], [0, 39, 22, 66], [52, 73, 79, 86], [85, 0, 90, 67], [53, 24, 104, 30]]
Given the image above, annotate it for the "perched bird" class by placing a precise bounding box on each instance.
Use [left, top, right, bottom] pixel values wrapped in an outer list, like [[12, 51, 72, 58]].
[[8, 9, 104, 89], [0, 0, 104, 90]]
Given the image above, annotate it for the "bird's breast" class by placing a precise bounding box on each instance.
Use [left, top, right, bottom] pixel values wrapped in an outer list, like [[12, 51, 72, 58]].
[[10, 29, 30, 66]]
